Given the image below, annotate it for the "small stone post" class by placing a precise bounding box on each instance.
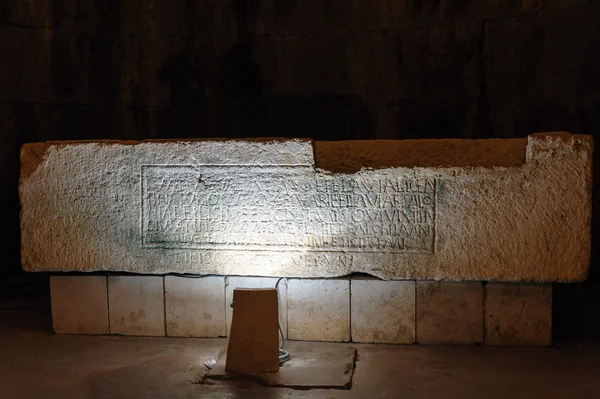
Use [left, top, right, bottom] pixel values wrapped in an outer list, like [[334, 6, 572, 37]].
[[225, 288, 280, 373]]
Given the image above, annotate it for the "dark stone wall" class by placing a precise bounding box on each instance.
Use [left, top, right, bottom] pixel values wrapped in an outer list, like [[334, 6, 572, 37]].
[[1, 0, 599, 335], [2, 1, 598, 142]]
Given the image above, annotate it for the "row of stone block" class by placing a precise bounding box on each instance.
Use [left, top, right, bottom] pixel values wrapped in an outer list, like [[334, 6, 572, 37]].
[[50, 276, 552, 346]]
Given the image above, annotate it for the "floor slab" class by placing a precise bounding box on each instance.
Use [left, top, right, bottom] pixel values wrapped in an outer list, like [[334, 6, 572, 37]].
[[206, 341, 356, 389], [2, 305, 600, 398]]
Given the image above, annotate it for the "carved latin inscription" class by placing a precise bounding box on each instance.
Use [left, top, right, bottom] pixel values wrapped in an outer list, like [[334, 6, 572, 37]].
[[142, 165, 436, 253]]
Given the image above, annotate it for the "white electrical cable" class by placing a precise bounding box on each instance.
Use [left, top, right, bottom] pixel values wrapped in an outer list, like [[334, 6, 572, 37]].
[[275, 277, 290, 364]]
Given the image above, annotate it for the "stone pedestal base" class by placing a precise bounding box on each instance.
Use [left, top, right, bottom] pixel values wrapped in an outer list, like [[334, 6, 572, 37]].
[[48, 275, 553, 346]]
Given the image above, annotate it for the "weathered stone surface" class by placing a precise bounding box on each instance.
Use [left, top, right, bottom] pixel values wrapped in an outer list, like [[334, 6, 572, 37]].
[[20, 133, 592, 282], [287, 278, 350, 342], [314, 138, 527, 172], [485, 283, 552, 346], [226, 288, 279, 373], [351, 278, 415, 344], [108, 276, 165, 336], [50, 275, 109, 334], [225, 276, 287, 338], [165, 276, 226, 338], [417, 281, 483, 345]]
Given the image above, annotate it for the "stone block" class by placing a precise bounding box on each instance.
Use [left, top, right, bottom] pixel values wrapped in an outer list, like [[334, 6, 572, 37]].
[[226, 288, 280, 373], [225, 276, 287, 338], [287, 279, 350, 342], [50, 275, 109, 334], [108, 276, 165, 336], [351, 279, 415, 344], [417, 281, 483, 345], [164, 276, 226, 337], [485, 283, 552, 346], [20, 133, 592, 282]]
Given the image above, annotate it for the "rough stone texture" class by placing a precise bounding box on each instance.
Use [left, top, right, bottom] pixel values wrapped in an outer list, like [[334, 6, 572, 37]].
[[164, 276, 225, 338], [49, 275, 109, 334], [314, 138, 527, 172], [485, 283, 552, 346], [20, 133, 592, 282], [287, 278, 350, 342], [225, 288, 279, 373], [351, 279, 415, 344], [108, 276, 165, 336], [225, 276, 287, 338], [417, 281, 484, 345]]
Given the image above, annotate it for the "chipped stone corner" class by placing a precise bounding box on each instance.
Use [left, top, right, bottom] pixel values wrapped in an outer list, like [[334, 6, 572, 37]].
[[19, 142, 54, 182], [526, 132, 594, 163]]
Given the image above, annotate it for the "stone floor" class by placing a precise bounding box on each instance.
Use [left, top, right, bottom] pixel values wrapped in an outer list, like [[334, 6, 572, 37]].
[[2, 302, 600, 398]]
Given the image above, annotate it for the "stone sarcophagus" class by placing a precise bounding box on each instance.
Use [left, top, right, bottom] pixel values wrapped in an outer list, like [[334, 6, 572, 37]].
[[20, 133, 592, 282]]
